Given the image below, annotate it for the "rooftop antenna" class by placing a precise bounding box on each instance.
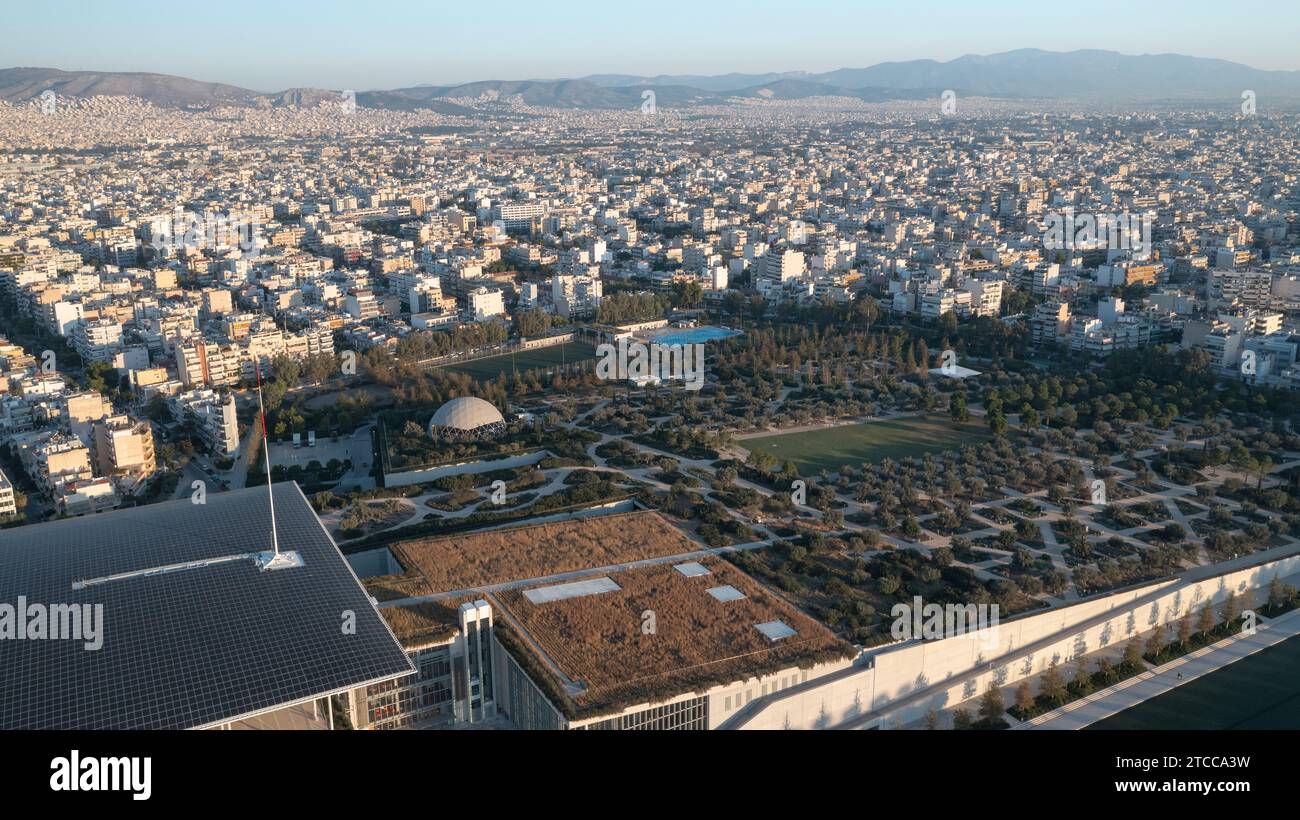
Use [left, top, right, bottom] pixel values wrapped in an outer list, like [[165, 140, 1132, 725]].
[[252, 360, 304, 572]]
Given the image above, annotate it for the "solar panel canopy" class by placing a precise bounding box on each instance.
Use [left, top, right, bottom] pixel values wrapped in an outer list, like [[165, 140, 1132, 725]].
[[0, 483, 414, 730]]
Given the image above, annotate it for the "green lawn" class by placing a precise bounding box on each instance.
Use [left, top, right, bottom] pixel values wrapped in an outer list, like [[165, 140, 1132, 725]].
[[743, 416, 994, 474], [438, 343, 597, 380]]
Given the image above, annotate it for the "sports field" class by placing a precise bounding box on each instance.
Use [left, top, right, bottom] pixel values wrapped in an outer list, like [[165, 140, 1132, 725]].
[[439, 342, 597, 380], [743, 416, 994, 473], [1090, 635, 1300, 730]]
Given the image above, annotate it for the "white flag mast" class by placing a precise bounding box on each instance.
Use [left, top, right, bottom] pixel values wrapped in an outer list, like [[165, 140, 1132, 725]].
[[253, 361, 303, 571]]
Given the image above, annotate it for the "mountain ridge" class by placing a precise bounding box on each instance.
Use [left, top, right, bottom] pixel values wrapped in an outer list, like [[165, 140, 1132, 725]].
[[4, 50, 1298, 110]]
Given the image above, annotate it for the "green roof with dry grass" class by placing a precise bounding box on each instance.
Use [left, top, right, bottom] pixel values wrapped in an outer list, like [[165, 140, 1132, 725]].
[[495, 557, 854, 719], [379, 601, 462, 648], [364, 511, 699, 599]]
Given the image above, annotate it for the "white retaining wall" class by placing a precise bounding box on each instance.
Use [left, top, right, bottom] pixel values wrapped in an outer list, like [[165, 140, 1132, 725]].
[[383, 450, 548, 487], [736, 554, 1300, 729]]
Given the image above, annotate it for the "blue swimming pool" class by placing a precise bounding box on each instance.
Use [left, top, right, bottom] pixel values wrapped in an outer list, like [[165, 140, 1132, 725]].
[[655, 326, 743, 345]]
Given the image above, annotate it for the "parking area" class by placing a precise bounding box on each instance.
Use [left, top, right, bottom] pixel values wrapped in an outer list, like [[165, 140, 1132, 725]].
[[263, 426, 374, 490]]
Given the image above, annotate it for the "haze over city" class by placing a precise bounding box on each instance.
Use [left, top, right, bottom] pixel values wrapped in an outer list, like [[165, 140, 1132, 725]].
[[7, 0, 1300, 89]]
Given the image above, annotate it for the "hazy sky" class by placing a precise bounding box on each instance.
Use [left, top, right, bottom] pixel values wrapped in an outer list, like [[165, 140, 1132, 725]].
[[9, 0, 1299, 91]]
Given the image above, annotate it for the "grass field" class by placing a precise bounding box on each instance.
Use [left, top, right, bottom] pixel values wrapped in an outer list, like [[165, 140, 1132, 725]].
[[743, 416, 994, 474], [1090, 634, 1300, 730], [438, 342, 597, 380]]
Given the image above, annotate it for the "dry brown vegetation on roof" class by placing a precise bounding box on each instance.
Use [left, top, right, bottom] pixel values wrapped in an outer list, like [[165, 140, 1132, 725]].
[[364, 571, 435, 602], [387, 511, 698, 593], [379, 600, 461, 647], [496, 557, 853, 718]]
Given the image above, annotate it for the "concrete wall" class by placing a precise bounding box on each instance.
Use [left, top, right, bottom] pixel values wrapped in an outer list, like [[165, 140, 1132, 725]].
[[555, 655, 857, 730], [721, 661, 876, 730], [383, 450, 547, 487], [519, 333, 576, 350], [733, 554, 1300, 730], [346, 546, 401, 579], [481, 498, 638, 531], [704, 658, 857, 729], [866, 581, 1180, 721]]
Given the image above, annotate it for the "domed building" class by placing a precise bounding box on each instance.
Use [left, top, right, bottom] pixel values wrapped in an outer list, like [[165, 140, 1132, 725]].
[[427, 396, 507, 441]]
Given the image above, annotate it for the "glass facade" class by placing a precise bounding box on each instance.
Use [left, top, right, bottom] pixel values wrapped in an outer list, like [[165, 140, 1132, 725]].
[[364, 644, 456, 730], [499, 645, 564, 731], [578, 696, 709, 731]]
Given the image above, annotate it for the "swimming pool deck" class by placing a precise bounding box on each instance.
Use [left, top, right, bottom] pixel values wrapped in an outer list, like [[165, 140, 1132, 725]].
[[651, 326, 743, 345]]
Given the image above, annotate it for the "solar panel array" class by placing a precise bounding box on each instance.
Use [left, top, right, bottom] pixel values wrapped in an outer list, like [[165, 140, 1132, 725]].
[[0, 483, 414, 730]]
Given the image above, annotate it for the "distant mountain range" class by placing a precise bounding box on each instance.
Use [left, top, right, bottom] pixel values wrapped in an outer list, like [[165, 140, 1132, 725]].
[[4, 50, 1299, 111], [591, 50, 1300, 98]]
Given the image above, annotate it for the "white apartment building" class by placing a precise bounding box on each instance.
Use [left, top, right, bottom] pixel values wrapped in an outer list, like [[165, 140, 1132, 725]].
[[388, 270, 443, 311], [70, 318, 125, 363], [919, 289, 972, 320], [93, 415, 157, 477], [176, 342, 243, 388], [761, 249, 805, 283], [59, 476, 119, 516], [1070, 314, 1156, 357], [468, 287, 506, 321], [518, 282, 540, 310], [12, 431, 94, 498], [551, 272, 603, 319], [1209, 268, 1274, 309], [492, 201, 547, 233], [0, 467, 16, 518], [963, 279, 1004, 317], [43, 300, 85, 336], [344, 289, 382, 320], [171, 390, 240, 455], [1240, 334, 1300, 387], [176, 328, 334, 388], [1031, 301, 1072, 347]]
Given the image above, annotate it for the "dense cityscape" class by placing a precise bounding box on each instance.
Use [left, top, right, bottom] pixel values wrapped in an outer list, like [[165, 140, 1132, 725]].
[[1, 4, 1299, 802]]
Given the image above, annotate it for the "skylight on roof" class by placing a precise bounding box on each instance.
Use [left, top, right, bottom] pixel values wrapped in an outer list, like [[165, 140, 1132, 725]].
[[673, 561, 711, 577], [523, 576, 621, 604], [707, 585, 746, 602], [755, 620, 797, 642]]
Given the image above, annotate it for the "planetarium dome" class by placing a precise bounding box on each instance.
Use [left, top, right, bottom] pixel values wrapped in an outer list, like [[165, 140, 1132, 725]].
[[427, 397, 507, 440]]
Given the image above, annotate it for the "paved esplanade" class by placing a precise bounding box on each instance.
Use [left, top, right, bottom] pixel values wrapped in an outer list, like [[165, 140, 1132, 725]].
[[1014, 607, 1300, 730]]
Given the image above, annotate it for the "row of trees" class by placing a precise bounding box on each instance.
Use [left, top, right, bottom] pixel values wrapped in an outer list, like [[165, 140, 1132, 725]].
[[593, 291, 670, 324]]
